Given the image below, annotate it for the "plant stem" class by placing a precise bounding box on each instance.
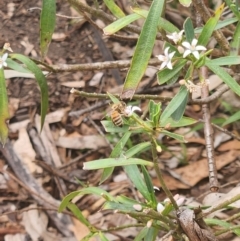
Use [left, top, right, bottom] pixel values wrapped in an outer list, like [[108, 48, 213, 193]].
[[151, 138, 178, 210]]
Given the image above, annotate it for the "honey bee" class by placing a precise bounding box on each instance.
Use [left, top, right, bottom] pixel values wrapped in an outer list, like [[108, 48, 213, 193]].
[[110, 102, 127, 126]]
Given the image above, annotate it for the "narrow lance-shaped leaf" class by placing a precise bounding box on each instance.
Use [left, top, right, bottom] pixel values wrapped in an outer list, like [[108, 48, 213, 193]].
[[0, 69, 10, 145], [103, 0, 125, 18], [83, 157, 153, 170], [160, 86, 188, 124], [230, 21, 240, 56], [132, 8, 179, 33], [10, 54, 48, 130], [184, 18, 194, 42], [40, 0, 56, 58], [121, 0, 164, 99], [103, 14, 141, 35], [206, 63, 240, 96], [194, 17, 238, 34], [124, 164, 151, 201], [100, 132, 131, 184], [198, 4, 224, 46], [207, 56, 240, 66]]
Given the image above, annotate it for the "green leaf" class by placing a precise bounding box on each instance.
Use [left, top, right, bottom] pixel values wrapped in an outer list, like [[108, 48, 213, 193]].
[[103, 13, 141, 35], [161, 130, 186, 142], [184, 18, 194, 42], [103, 0, 125, 18], [170, 92, 188, 122], [230, 21, 240, 56], [116, 195, 141, 205], [195, 17, 238, 34], [124, 164, 151, 201], [10, 54, 48, 130], [59, 187, 116, 212], [67, 202, 90, 226], [0, 69, 10, 145], [107, 92, 121, 104], [134, 227, 148, 241], [225, 0, 240, 18], [100, 132, 131, 184], [157, 59, 187, 85], [144, 227, 158, 241], [198, 4, 224, 46], [149, 100, 161, 127], [40, 0, 56, 58], [104, 201, 137, 212], [161, 116, 197, 128], [222, 110, 240, 126], [121, 0, 164, 99], [6, 59, 31, 73], [125, 142, 151, 158], [101, 120, 129, 133], [99, 232, 110, 241], [160, 86, 188, 124], [205, 218, 240, 236], [206, 63, 240, 96], [206, 56, 240, 66], [141, 166, 157, 206], [132, 8, 179, 33], [83, 157, 153, 170]]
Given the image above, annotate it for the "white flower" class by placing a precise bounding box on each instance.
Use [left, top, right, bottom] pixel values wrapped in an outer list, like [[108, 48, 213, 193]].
[[182, 38, 206, 59], [124, 106, 141, 117], [166, 30, 184, 44], [0, 53, 8, 69], [157, 203, 164, 213], [156, 47, 175, 70]]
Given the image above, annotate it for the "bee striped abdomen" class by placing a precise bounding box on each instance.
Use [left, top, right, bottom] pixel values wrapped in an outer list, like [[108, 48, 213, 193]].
[[111, 110, 123, 126]]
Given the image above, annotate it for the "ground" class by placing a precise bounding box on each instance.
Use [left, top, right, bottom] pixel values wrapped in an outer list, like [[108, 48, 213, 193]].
[[0, 0, 240, 240]]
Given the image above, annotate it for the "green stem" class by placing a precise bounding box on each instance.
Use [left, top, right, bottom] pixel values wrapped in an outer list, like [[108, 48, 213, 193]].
[[151, 138, 178, 210]]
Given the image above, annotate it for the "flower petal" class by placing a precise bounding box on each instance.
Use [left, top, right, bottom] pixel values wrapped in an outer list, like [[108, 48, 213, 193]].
[[2, 53, 8, 61], [192, 50, 200, 59], [164, 47, 170, 55], [182, 41, 191, 49], [169, 51, 175, 59], [191, 38, 198, 46], [160, 61, 167, 70], [156, 55, 165, 61], [195, 45, 207, 51], [183, 49, 191, 58], [166, 61, 173, 69]]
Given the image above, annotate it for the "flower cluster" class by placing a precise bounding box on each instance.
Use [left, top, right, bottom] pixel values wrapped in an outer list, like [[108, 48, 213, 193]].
[[157, 30, 207, 70]]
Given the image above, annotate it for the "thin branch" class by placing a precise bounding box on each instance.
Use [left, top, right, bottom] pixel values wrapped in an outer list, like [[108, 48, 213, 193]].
[[201, 67, 219, 192], [46, 58, 161, 72], [151, 138, 178, 211], [199, 119, 240, 141], [70, 88, 172, 101]]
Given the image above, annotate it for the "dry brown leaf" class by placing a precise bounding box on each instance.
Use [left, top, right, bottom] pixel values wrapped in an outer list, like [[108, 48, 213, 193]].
[[174, 150, 240, 187], [153, 150, 240, 190], [70, 218, 95, 241], [13, 128, 41, 174], [56, 135, 108, 149], [218, 140, 240, 151]]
